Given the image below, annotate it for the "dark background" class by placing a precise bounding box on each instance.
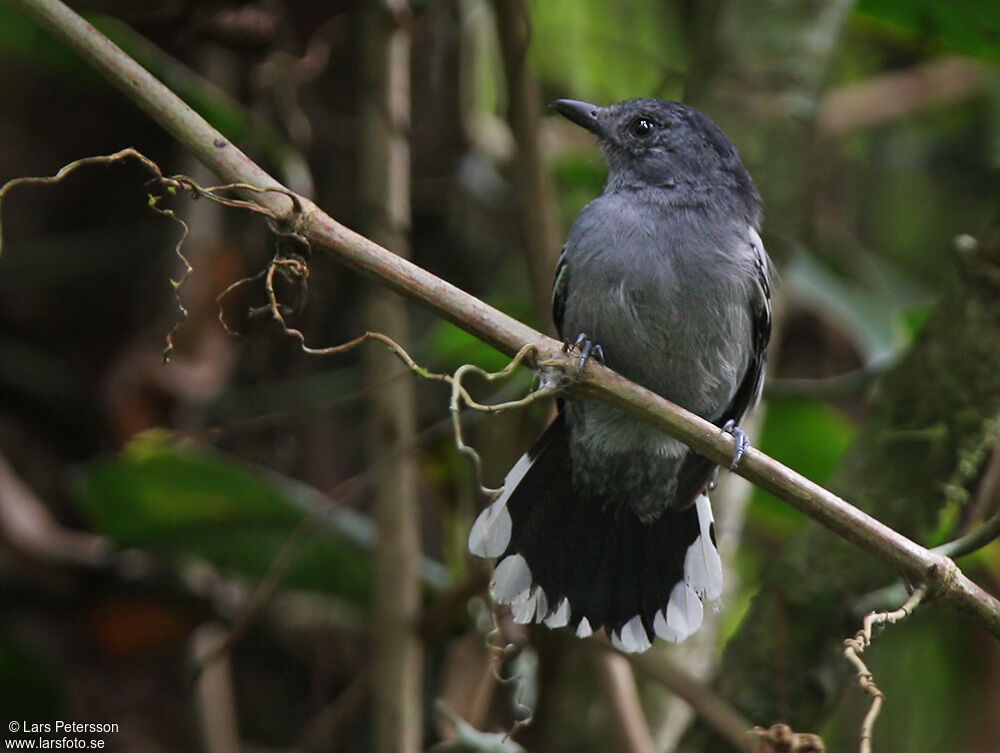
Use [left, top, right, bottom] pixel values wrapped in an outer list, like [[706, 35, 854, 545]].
[[1, 1, 999, 751]]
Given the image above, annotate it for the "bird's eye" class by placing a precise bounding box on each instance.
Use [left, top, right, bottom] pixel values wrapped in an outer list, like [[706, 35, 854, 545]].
[[630, 118, 653, 138]]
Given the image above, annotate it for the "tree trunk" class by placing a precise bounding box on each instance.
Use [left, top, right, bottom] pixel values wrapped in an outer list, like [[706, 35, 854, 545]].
[[495, 0, 562, 329], [359, 3, 423, 752]]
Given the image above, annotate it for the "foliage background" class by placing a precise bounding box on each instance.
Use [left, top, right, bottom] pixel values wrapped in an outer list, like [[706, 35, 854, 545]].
[[0, 0, 999, 751]]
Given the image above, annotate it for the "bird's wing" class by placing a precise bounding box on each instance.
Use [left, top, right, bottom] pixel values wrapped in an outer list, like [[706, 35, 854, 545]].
[[551, 245, 569, 339], [720, 226, 772, 426], [672, 227, 772, 507]]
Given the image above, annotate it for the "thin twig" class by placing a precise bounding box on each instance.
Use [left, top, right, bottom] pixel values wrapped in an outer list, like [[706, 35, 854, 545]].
[[190, 623, 242, 753], [0, 148, 197, 362], [196, 515, 315, 669], [430, 700, 528, 753], [934, 414, 1000, 544], [818, 57, 990, 136], [359, 6, 422, 748], [934, 509, 1000, 559], [258, 254, 555, 501], [147, 193, 192, 363], [625, 643, 754, 752], [764, 363, 885, 400], [301, 671, 371, 753], [591, 646, 656, 753], [450, 349, 556, 497], [842, 586, 928, 753], [478, 609, 534, 740], [0, 450, 111, 566]]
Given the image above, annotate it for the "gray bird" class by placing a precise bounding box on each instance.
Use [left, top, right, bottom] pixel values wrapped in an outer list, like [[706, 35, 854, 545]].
[[469, 98, 772, 653]]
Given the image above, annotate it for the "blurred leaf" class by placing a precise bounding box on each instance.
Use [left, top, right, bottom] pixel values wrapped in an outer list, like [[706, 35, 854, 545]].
[[784, 251, 932, 363], [423, 292, 540, 375], [464, 0, 503, 120], [0, 4, 103, 83], [855, 0, 1000, 61], [528, 0, 688, 102], [873, 619, 970, 753], [423, 320, 517, 374], [900, 301, 934, 339], [716, 576, 757, 647], [991, 77, 1000, 167], [553, 150, 607, 225], [74, 436, 375, 604], [749, 398, 857, 537]]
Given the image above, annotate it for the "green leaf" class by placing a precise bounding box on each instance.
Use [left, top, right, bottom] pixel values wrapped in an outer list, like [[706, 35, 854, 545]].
[[0, 5, 104, 83], [855, 0, 1000, 61], [73, 436, 377, 604], [422, 289, 539, 375], [749, 398, 857, 537], [423, 320, 517, 374]]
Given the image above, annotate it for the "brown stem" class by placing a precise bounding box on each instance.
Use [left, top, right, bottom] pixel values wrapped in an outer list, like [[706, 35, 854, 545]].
[[818, 56, 991, 136], [191, 624, 243, 753], [495, 0, 562, 328], [358, 2, 423, 752], [591, 646, 657, 753], [627, 646, 754, 752]]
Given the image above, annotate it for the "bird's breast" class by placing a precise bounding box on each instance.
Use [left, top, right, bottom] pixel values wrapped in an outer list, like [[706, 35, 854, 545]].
[[561, 209, 755, 420]]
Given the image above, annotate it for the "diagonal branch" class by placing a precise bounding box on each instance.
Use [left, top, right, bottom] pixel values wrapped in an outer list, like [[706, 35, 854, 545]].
[[7, 0, 1000, 639]]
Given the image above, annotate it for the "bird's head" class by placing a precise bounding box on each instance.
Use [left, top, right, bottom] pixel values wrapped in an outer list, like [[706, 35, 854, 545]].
[[550, 97, 759, 218]]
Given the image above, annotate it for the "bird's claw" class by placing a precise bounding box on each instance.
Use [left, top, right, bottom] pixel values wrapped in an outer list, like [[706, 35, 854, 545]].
[[564, 332, 604, 372], [722, 419, 750, 471]]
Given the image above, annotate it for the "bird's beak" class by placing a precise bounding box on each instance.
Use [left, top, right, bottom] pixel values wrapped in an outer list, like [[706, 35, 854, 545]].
[[550, 99, 603, 137]]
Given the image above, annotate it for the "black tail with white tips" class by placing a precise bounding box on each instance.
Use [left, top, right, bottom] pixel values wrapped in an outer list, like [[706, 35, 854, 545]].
[[469, 414, 723, 653]]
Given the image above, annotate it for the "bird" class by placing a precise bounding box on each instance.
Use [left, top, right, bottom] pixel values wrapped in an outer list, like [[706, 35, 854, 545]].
[[468, 97, 772, 653]]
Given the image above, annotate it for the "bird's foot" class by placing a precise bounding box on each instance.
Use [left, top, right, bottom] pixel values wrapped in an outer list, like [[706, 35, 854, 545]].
[[721, 419, 750, 471], [563, 332, 604, 372]]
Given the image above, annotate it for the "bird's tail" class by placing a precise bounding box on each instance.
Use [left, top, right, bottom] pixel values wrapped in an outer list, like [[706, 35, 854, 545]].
[[468, 413, 722, 653]]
